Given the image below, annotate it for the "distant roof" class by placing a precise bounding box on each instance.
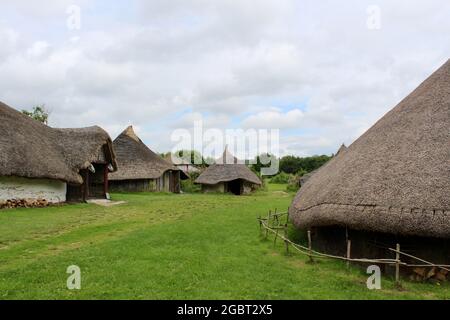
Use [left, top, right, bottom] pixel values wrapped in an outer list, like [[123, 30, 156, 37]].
[[0, 101, 117, 184], [195, 148, 262, 185], [109, 126, 187, 181], [289, 59, 450, 238]]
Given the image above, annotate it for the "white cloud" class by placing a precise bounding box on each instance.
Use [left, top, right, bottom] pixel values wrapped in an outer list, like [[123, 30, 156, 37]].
[[26, 41, 50, 58], [242, 108, 304, 129], [0, 0, 449, 156]]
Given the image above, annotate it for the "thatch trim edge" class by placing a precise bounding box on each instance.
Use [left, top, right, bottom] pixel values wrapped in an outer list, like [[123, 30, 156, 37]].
[[290, 203, 450, 238]]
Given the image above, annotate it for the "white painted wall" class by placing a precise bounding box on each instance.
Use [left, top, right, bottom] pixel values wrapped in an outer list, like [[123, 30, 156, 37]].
[[0, 176, 67, 203]]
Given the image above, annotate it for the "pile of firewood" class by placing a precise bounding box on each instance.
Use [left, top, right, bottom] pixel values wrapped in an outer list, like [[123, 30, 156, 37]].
[[0, 198, 49, 209], [411, 267, 448, 282]]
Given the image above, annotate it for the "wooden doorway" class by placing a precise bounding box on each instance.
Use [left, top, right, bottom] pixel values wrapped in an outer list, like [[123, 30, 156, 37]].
[[65, 164, 109, 202], [227, 179, 242, 195], [169, 171, 181, 193]]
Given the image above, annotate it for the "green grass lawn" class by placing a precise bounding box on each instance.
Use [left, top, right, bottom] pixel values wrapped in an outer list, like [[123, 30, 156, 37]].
[[0, 185, 448, 299]]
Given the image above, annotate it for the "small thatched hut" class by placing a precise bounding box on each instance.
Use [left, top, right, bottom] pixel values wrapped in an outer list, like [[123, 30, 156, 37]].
[[195, 148, 262, 195], [0, 101, 117, 204], [289, 59, 450, 264], [108, 126, 188, 193]]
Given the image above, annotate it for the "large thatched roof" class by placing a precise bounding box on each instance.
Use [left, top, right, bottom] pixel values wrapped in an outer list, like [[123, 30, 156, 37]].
[[109, 126, 187, 181], [195, 148, 262, 185], [0, 101, 117, 185], [289, 59, 450, 238]]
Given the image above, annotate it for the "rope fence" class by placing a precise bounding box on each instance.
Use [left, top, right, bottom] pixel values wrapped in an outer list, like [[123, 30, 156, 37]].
[[258, 209, 450, 285]]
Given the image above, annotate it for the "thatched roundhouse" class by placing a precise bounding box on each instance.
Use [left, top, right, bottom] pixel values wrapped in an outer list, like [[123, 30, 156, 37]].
[[0, 101, 117, 204], [195, 148, 261, 195], [108, 126, 188, 193], [289, 59, 450, 264]]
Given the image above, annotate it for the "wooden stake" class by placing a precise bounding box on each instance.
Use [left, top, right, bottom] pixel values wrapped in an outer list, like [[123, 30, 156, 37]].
[[307, 230, 313, 262], [395, 243, 401, 285], [265, 210, 271, 238], [286, 207, 290, 224], [284, 224, 289, 254], [346, 240, 351, 269]]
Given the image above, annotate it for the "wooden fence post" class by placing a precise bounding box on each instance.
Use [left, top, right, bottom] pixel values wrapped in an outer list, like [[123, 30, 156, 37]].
[[395, 243, 401, 285], [284, 224, 289, 254], [286, 207, 290, 224], [265, 210, 271, 239], [307, 230, 313, 262], [273, 227, 278, 246], [346, 240, 351, 269]]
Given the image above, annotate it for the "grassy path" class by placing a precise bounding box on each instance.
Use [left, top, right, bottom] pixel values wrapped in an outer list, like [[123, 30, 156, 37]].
[[0, 187, 448, 299]]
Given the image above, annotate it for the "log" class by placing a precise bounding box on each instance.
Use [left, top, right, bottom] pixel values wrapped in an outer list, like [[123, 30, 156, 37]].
[[435, 269, 447, 282], [0, 198, 50, 209], [413, 267, 426, 278], [426, 267, 436, 280]]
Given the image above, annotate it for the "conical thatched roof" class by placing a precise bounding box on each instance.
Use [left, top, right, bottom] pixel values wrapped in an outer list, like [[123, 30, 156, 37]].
[[109, 126, 187, 180], [289, 59, 450, 238], [0, 101, 117, 184], [195, 148, 262, 185], [335, 143, 347, 156]]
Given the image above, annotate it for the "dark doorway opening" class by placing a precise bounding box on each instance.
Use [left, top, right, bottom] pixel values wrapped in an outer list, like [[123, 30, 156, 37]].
[[169, 171, 181, 193], [65, 164, 109, 202], [227, 179, 242, 195]]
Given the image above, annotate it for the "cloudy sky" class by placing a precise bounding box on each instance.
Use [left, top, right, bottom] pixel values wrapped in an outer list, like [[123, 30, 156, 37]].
[[1, 0, 449, 157]]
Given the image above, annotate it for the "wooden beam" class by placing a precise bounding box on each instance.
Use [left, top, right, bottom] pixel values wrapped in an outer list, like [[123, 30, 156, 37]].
[[103, 165, 109, 197], [307, 230, 314, 262], [83, 169, 89, 201]]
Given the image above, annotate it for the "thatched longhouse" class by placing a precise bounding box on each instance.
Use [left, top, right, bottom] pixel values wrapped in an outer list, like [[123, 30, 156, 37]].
[[195, 148, 261, 195], [0, 101, 117, 204], [289, 59, 450, 264], [108, 126, 188, 193]]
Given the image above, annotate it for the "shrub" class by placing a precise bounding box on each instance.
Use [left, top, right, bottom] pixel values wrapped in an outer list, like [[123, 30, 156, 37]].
[[286, 175, 300, 192], [270, 172, 291, 184], [181, 172, 202, 193]]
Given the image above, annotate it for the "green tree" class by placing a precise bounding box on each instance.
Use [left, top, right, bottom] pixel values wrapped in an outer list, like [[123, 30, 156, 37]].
[[250, 153, 279, 175], [279, 154, 332, 174], [171, 150, 206, 166], [22, 105, 50, 125]]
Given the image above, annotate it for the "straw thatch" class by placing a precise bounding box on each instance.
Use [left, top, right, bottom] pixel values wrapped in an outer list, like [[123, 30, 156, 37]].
[[0, 101, 117, 185], [289, 59, 450, 238], [195, 148, 262, 186], [109, 126, 187, 180]]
